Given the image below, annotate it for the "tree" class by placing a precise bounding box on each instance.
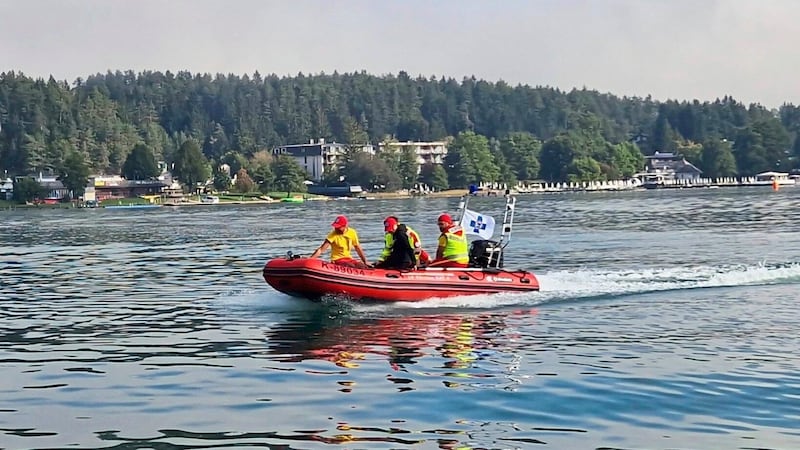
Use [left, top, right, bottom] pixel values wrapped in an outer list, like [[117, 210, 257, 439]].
[[676, 140, 703, 167], [753, 119, 791, 170], [700, 139, 737, 178], [491, 138, 516, 184], [140, 122, 170, 162], [793, 135, 800, 161], [419, 162, 449, 191], [12, 177, 45, 203], [539, 134, 580, 181], [2, 70, 797, 180], [212, 166, 232, 191], [122, 143, 159, 180], [499, 132, 541, 181], [731, 119, 790, 175], [340, 117, 371, 183], [233, 168, 255, 193], [651, 111, 679, 154], [566, 156, 603, 182], [346, 152, 401, 191], [321, 165, 342, 185], [398, 147, 419, 189], [22, 133, 47, 172], [249, 151, 275, 193], [204, 122, 230, 160], [172, 139, 211, 190], [272, 154, 307, 196], [58, 150, 90, 199], [444, 131, 499, 188], [609, 142, 645, 178], [221, 151, 250, 175], [443, 143, 473, 188], [377, 145, 418, 190]]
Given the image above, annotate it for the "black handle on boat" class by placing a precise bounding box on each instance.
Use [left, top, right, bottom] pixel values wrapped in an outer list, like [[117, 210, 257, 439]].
[[284, 251, 302, 260]]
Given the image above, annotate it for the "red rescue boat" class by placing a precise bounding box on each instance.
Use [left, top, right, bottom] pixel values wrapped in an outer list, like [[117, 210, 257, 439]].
[[262, 193, 540, 302], [262, 256, 539, 302]]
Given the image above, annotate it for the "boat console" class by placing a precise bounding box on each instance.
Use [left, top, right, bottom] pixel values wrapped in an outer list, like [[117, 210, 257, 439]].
[[468, 240, 504, 268], [459, 189, 516, 270]]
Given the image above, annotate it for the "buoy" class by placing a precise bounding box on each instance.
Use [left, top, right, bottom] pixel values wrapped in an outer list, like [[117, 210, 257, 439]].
[[772, 178, 779, 191]]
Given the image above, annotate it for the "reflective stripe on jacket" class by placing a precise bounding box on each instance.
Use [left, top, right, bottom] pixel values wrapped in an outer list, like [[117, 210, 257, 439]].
[[442, 226, 469, 264], [380, 225, 423, 262]]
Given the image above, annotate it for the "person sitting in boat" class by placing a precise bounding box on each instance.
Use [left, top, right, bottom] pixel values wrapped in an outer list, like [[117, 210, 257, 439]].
[[377, 216, 431, 267], [428, 213, 469, 268], [309, 215, 370, 268], [374, 223, 417, 270]]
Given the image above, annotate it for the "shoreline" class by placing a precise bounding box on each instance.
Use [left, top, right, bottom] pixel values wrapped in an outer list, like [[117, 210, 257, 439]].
[[0, 189, 472, 210], [2, 184, 792, 210], [157, 189, 472, 206], [368, 189, 469, 199]]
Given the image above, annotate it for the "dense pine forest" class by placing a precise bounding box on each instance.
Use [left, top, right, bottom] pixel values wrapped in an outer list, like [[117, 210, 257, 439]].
[[1, 69, 799, 192]]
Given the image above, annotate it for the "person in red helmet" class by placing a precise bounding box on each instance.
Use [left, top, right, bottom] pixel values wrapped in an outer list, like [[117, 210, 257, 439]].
[[376, 216, 430, 268], [429, 213, 469, 268], [309, 215, 369, 268], [375, 222, 416, 270]]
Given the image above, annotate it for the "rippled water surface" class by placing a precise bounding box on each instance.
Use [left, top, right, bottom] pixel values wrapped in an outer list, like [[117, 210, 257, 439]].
[[2, 188, 800, 449]]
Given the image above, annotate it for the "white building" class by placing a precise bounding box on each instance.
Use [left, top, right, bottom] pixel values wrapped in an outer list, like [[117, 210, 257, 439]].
[[377, 141, 448, 173], [272, 139, 374, 181], [1, 177, 13, 200]]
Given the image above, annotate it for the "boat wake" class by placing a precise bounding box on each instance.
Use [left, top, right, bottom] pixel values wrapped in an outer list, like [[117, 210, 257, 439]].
[[537, 261, 800, 303], [351, 261, 800, 313], [218, 262, 800, 315]]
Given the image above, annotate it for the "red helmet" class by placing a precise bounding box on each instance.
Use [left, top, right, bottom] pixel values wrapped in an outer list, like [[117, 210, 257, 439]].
[[383, 216, 398, 231], [437, 213, 453, 224]]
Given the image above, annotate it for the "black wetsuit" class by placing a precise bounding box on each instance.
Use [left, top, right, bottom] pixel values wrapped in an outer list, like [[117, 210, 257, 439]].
[[376, 224, 416, 269]]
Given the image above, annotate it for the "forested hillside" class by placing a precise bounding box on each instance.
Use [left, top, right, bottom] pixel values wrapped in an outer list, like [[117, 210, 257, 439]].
[[1, 70, 799, 186]]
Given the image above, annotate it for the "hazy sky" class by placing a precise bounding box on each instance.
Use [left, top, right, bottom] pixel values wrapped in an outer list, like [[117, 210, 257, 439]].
[[1, 0, 798, 108]]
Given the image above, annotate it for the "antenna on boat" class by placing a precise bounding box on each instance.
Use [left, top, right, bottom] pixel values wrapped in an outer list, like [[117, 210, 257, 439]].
[[456, 184, 477, 222], [456, 195, 467, 222]]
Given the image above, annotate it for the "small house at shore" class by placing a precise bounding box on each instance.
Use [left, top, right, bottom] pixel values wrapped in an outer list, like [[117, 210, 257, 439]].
[[634, 152, 703, 187], [1, 177, 13, 200], [92, 175, 167, 201]]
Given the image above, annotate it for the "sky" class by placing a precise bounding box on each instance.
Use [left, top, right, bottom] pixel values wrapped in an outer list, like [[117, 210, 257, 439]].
[[1, 0, 798, 108]]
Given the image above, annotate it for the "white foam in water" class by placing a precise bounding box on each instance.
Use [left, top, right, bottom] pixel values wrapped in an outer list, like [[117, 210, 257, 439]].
[[354, 291, 537, 313], [211, 288, 314, 312], [538, 262, 800, 303]]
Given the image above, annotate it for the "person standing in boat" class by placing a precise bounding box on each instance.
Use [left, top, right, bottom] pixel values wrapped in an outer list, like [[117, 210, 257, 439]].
[[309, 215, 370, 268], [428, 213, 469, 268], [376, 216, 430, 268]]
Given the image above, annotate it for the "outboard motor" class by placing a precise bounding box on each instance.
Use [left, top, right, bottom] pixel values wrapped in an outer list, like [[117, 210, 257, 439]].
[[468, 239, 504, 268]]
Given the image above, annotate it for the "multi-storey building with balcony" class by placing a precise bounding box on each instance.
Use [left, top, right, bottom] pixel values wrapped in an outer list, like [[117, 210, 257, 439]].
[[377, 141, 448, 173], [272, 139, 375, 181], [272, 139, 448, 181]]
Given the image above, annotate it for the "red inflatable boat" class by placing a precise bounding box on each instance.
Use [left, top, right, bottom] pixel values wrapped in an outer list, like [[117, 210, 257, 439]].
[[263, 194, 540, 302], [262, 256, 539, 302]]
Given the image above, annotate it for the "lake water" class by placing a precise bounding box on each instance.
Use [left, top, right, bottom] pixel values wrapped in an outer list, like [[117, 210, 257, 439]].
[[1, 187, 799, 449]]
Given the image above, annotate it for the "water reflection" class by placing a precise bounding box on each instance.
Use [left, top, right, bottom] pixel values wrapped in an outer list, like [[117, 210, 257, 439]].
[[96, 428, 425, 448], [266, 308, 537, 388]]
